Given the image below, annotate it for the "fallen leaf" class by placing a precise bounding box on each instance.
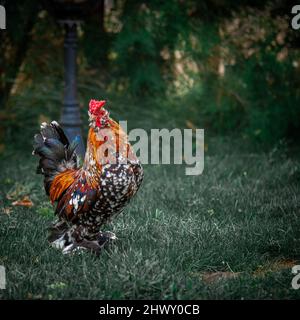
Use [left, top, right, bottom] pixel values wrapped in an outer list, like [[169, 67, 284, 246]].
[[253, 259, 297, 278], [12, 196, 33, 207], [27, 293, 43, 300], [201, 271, 240, 284]]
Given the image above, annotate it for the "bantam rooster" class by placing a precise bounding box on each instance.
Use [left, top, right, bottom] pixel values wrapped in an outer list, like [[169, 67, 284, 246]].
[[33, 99, 143, 254]]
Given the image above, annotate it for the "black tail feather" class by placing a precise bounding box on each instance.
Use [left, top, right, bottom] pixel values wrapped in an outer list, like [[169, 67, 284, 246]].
[[33, 121, 79, 195], [50, 121, 69, 147]]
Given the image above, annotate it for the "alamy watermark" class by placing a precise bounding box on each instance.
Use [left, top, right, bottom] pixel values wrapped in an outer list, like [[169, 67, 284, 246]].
[[93, 121, 204, 176], [0, 5, 6, 30], [292, 265, 300, 290], [0, 265, 6, 289], [291, 5, 300, 30]]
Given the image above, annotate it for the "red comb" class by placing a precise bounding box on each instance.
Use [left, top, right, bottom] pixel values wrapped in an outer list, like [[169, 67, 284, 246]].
[[89, 99, 106, 115]]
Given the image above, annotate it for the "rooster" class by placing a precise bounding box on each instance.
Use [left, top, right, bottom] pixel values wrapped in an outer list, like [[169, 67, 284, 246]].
[[33, 99, 143, 254]]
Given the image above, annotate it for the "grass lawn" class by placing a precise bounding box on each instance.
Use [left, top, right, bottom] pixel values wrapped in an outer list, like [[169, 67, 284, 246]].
[[0, 137, 300, 299]]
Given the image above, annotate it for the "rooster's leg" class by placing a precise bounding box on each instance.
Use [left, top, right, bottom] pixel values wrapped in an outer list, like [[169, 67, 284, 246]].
[[48, 219, 72, 250], [70, 231, 117, 255], [62, 239, 101, 255], [48, 219, 69, 243], [62, 237, 116, 255], [51, 225, 117, 255], [61, 228, 115, 255]]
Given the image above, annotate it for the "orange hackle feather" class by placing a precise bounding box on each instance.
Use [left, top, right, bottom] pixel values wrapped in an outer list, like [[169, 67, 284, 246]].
[[49, 116, 132, 205], [50, 102, 135, 211], [49, 169, 77, 203]]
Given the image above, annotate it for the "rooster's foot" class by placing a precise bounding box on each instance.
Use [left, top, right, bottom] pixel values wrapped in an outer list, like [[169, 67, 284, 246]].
[[97, 231, 117, 246], [62, 233, 116, 256], [61, 239, 101, 255], [52, 231, 117, 255]]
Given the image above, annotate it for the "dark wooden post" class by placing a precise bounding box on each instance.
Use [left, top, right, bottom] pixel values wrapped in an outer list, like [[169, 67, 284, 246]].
[[60, 20, 85, 159], [43, 0, 101, 159]]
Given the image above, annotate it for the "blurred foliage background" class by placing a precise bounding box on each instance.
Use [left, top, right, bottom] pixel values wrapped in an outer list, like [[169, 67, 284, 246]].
[[1, 0, 300, 300], [0, 0, 299, 150]]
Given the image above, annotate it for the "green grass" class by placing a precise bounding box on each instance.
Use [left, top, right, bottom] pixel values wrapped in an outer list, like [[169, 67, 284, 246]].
[[1, 5, 300, 300], [0, 138, 300, 299]]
